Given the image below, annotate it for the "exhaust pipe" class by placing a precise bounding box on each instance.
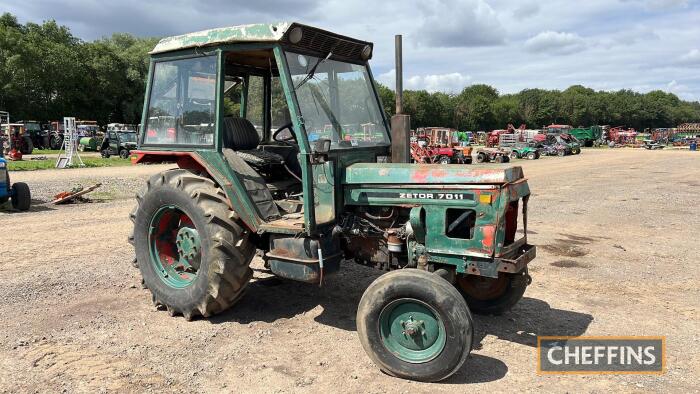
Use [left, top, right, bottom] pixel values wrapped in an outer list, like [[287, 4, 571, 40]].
[[391, 34, 411, 164]]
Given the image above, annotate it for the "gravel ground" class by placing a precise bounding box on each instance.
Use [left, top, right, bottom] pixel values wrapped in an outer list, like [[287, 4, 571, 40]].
[[0, 149, 698, 393]]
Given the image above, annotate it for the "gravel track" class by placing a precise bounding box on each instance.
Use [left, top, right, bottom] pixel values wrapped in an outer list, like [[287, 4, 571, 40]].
[[0, 149, 698, 393]]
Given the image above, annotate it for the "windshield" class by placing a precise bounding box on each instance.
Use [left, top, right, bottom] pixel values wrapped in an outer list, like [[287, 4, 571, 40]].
[[119, 132, 137, 143], [285, 51, 389, 149]]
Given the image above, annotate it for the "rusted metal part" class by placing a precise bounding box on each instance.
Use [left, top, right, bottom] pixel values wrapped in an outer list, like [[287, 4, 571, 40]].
[[265, 235, 342, 283], [51, 183, 101, 204], [465, 244, 536, 278], [151, 23, 290, 54], [342, 163, 524, 185]]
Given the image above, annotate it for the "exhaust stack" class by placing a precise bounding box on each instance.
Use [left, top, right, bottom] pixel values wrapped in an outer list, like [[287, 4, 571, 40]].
[[391, 34, 411, 163]]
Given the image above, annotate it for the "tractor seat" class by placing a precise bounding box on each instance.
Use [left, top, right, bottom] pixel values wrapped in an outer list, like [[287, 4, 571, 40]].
[[222, 117, 284, 168]]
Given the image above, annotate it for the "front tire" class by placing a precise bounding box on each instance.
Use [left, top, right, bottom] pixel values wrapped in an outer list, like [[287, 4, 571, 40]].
[[476, 152, 487, 163], [119, 149, 130, 159], [133, 169, 254, 320], [526, 151, 537, 160], [456, 268, 530, 315], [357, 269, 474, 382]]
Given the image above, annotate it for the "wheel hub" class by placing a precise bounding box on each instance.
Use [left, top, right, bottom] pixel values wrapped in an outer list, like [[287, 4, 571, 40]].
[[176, 227, 200, 263], [379, 299, 446, 363]]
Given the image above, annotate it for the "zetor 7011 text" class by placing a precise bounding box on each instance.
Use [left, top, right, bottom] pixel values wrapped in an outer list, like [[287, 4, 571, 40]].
[[129, 22, 536, 382]]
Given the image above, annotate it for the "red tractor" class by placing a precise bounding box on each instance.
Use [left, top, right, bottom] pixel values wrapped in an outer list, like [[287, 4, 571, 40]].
[[410, 128, 472, 164], [486, 124, 526, 147]]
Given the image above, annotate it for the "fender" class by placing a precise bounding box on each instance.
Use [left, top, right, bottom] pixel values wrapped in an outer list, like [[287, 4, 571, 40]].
[[132, 150, 263, 232]]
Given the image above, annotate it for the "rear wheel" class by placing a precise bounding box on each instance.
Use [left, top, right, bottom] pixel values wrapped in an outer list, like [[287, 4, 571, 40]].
[[119, 149, 130, 159], [526, 151, 537, 160], [510, 150, 520, 159], [494, 155, 504, 163], [456, 268, 530, 315], [21, 137, 33, 155], [357, 269, 473, 382], [439, 156, 450, 164], [11, 182, 31, 211], [476, 152, 487, 163], [133, 169, 254, 320], [101, 150, 111, 158], [49, 134, 63, 150], [557, 149, 565, 157]]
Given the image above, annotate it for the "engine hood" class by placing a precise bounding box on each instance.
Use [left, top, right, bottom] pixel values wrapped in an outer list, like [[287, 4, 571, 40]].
[[342, 163, 524, 185]]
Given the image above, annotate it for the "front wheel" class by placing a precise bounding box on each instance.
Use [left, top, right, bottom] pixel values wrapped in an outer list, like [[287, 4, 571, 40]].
[[133, 169, 255, 320], [476, 152, 487, 163], [119, 149, 130, 159], [456, 268, 530, 315], [49, 134, 63, 150], [510, 150, 520, 159], [526, 151, 537, 160], [439, 156, 451, 165], [357, 269, 474, 382]]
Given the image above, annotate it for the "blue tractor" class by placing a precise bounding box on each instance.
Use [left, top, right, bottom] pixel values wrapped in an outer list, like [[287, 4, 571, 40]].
[[0, 156, 31, 211]]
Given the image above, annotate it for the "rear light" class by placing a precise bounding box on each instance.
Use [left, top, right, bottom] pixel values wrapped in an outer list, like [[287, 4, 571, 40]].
[[147, 129, 157, 137], [166, 128, 176, 141]]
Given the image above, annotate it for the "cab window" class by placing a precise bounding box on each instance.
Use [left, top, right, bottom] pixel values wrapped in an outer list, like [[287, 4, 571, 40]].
[[144, 56, 217, 146]]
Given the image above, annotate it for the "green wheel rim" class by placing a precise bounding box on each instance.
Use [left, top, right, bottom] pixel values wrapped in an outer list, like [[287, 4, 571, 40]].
[[378, 298, 446, 363], [148, 205, 201, 288]]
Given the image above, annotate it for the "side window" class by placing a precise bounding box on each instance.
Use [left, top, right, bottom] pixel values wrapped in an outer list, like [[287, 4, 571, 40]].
[[144, 56, 217, 146], [246, 75, 264, 139], [271, 76, 290, 130], [222, 74, 265, 140]]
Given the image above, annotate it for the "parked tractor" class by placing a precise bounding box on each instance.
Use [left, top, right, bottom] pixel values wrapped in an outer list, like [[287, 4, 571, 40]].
[[129, 23, 535, 382], [0, 153, 31, 210], [47, 121, 65, 150], [410, 128, 472, 164]]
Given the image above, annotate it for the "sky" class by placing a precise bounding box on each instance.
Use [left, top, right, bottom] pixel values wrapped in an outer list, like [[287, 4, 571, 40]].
[[3, 0, 700, 101]]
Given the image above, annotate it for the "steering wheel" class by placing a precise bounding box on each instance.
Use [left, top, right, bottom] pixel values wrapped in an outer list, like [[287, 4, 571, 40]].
[[272, 122, 297, 146]]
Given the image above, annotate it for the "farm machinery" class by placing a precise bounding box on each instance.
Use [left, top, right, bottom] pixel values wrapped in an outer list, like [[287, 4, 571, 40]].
[[498, 134, 539, 160], [0, 151, 31, 210], [410, 127, 472, 164], [0, 112, 34, 159], [129, 23, 535, 382], [606, 126, 637, 146]]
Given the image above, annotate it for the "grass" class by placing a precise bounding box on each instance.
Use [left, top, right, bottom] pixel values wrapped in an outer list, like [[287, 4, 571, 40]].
[[31, 149, 62, 155], [8, 157, 132, 171]]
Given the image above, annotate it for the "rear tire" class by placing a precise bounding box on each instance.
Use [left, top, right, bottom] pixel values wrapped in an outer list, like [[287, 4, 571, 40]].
[[526, 151, 537, 160], [357, 269, 473, 382], [456, 268, 530, 315], [49, 134, 63, 150], [101, 150, 111, 158], [119, 149, 130, 159], [21, 137, 33, 155], [439, 156, 450, 165], [11, 182, 31, 211], [476, 152, 487, 163], [133, 169, 254, 320]]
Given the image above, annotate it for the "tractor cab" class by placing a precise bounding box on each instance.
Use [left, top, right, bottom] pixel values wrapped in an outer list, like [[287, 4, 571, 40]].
[[131, 23, 535, 382], [134, 23, 388, 235]]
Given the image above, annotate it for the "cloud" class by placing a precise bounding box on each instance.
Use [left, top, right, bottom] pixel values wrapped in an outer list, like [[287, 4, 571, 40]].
[[414, 0, 505, 47], [378, 69, 470, 93], [524, 31, 586, 55], [621, 0, 689, 11], [513, 2, 540, 18], [677, 49, 700, 67]]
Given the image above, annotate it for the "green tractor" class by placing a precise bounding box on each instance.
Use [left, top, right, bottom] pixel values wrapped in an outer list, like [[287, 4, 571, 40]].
[[130, 23, 536, 382]]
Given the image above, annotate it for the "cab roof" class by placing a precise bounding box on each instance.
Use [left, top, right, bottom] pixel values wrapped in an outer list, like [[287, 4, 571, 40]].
[[150, 22, 373, 61]]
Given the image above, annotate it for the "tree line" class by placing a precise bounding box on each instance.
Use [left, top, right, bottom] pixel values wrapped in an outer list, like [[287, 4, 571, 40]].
[[0, 13, 157, 125], [2, 13, 699, 130], [377, 83, 700, 131]]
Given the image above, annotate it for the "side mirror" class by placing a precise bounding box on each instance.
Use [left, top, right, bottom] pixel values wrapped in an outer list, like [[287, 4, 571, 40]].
[[313, 138, 331, 154]]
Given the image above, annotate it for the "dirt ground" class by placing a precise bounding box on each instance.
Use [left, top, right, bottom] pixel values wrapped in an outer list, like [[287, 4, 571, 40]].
[[0, 149, 698, 393]]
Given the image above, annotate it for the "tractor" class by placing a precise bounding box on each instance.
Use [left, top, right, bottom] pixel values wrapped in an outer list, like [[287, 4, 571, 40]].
[[129, 23, 535, 382], [410, 128, 472, 164], [0, 152, 31, 211]]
